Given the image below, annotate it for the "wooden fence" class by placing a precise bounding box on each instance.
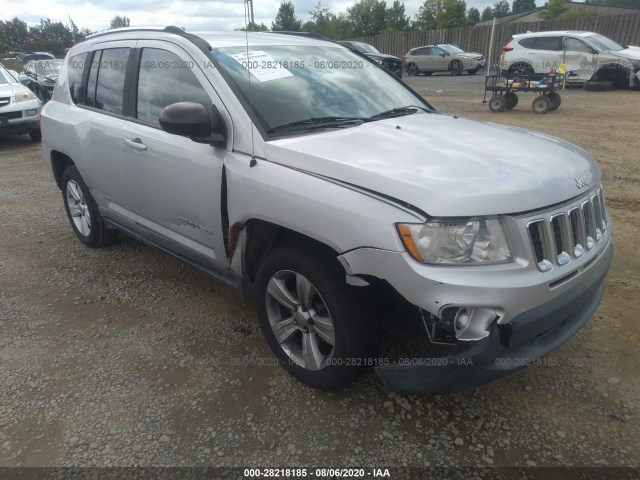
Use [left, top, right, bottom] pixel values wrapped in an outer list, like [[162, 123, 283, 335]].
[[355, 12, 640, 67]]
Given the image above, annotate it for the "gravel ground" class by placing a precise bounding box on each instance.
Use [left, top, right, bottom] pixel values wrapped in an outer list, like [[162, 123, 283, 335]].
[[1, 75, 639, 474]]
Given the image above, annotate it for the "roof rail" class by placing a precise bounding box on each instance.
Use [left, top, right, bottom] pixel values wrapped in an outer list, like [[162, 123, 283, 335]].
[[268, 31, 329, 40], [85, 26, 211, 52]]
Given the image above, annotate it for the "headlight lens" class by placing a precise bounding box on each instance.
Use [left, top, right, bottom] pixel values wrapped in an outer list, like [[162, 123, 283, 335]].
[[15, 91, 37, 102], [397, 219, 512, 265]]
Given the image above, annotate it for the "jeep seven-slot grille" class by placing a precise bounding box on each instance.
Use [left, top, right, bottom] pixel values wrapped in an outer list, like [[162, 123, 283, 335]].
[[527, 188, 608, 272]]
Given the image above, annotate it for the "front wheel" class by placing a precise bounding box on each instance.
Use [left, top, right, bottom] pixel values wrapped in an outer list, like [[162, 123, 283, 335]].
[[450, 60, 463, 76], [255, 244, 380, 390], [62, 166, 118, 247], [489, 94, 506, 113], [407, 63, 419, 76], [467, 68, 478, 75], [28, 129, 42, 142], [532, 95, 552, 114]]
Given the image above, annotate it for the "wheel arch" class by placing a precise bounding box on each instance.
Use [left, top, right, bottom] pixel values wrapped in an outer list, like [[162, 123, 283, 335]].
[[50, 150, 75, 190]]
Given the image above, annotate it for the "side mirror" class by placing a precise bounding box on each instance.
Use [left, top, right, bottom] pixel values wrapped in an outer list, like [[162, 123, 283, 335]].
[[159, 102, 227, 147], [18, 74, 30, 85], [440, 52, 447, 57]]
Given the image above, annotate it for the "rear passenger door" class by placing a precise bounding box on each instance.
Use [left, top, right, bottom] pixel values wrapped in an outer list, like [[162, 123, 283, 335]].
[[532, 36, 562, 73], [120, 41, 229, 269], [76, 42, 138, 230]]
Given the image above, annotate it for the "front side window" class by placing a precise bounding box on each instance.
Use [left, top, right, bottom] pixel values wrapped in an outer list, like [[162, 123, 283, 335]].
[[212, 45, 427, 135], [563, 38, 593, 53], [136, 48, 211, 126], [430, 47, 444, 56]]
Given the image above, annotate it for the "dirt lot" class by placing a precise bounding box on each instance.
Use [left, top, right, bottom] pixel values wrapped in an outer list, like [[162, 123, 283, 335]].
[[1, 75, 639, 474]]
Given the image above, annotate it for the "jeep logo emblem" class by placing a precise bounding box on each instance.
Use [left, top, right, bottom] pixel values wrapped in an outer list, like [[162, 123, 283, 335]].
[[575, 177, 590, 189]]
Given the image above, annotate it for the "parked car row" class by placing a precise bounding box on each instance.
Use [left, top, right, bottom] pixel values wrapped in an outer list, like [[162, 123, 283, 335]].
[[0, 63, 42, 142]]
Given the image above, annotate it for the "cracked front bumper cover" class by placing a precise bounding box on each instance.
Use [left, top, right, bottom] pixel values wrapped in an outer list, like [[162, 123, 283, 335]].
[[374, 242, 613, 394]]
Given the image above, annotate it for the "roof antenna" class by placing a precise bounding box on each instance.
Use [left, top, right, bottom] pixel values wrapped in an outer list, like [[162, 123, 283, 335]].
[[244, 0, 257, 167]]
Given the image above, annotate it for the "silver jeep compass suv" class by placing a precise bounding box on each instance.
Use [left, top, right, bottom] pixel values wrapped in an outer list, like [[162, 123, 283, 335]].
[[41, 26, 613, 393]]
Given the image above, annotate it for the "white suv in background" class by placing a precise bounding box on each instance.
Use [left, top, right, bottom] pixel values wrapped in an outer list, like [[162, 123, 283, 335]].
[[0, 64, 42, 141], [502, 30, 640, 88]]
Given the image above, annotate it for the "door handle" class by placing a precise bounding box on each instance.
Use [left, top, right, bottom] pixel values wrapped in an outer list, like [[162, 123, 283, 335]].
[[124, 137, 147, 151]]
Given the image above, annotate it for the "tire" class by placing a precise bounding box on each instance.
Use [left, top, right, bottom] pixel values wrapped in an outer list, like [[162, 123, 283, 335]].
[[255, 243, 380, 390], [504, 92, 518, 110], [61, 165, 118, 248], [450, 60, 463, 76], [532, 95, 552, 114], [28, 130, 42, 142], [508, 63, 534, 79], [407, 63, 419, 76], [489, 95, 506, 113], [546, 92, 561, 111], [35, 86, 47, 103], [424, 71, 433, 76], [467, 68, 478, 75]]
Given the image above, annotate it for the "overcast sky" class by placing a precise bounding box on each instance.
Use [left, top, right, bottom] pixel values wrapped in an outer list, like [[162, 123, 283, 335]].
[[2, 0, 547, 33]]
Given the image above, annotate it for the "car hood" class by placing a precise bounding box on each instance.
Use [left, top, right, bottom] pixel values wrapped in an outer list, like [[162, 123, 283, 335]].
[[610, 46, 640, 61], [367, 53, 402, 61], [0, 81, 32, 98], [264, 113, 599, 217]]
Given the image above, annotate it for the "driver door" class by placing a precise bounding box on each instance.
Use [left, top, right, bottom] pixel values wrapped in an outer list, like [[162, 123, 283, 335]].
[[563, 36, 598, 81]]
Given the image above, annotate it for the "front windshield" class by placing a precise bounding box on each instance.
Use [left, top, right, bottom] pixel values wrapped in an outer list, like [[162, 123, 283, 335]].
[[212, 45, 428, 135], [355, 42, 380, 55], [440, 44, 464, 54], [0, 70, 13, 84], [586, 34, 624, 52], [35, 60, 62, 75]]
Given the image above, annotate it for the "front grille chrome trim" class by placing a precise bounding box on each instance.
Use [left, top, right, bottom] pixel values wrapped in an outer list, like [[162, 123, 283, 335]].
[[527, 187, 608, 272]]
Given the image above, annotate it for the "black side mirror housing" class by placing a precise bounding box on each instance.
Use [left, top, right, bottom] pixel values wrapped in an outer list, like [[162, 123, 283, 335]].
[[440, 52, 446, 57], [159, 102, 227, 148]]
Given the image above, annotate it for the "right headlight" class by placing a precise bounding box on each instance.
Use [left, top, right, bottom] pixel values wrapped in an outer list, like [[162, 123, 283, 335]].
[[15, 91, 37, 102], [396, 218, 512, 265]]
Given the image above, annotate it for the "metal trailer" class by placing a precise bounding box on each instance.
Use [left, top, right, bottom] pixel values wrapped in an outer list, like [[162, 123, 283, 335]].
[[483, 72, 565, 114]]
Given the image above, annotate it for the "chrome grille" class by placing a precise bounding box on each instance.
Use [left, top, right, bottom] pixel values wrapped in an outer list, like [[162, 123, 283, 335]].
[[527, 187, 608, 272]]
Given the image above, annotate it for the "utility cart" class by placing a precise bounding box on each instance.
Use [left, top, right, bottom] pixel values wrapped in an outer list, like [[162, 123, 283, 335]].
[[483, 71, 565, 114]]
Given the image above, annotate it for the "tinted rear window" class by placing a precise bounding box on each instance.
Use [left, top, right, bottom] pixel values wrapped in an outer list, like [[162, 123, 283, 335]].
[[68, 53, 88, 105], [94, 48, 130, 114], [534, 37, 561, 51]]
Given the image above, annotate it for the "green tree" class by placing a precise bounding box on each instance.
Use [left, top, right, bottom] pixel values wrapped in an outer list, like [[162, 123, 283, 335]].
[[27, 19, 74, 56], [0, 17, 29, 52], [271, 1, 302, 31], [493, 0, 511, 17], [481, 6, 494, 20], [109, 15, 130, 29], [413, 0, 441, 30], [467, 7, 481, 22], [385, 0, 410, 32], [438, 0, 471, 27], [347, 0, 387, 37], [539, 0, 571, 19], [235, 22, 269, 31], [512, 0, 536, 13]]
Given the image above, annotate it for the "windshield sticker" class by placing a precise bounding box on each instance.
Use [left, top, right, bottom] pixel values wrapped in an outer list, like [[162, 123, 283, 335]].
[[230, 51, 294, 82]]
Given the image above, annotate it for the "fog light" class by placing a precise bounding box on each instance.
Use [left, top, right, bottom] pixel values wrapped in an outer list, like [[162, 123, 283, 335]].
[[454, 309, 470, 334], [26, 109, 37, 116]]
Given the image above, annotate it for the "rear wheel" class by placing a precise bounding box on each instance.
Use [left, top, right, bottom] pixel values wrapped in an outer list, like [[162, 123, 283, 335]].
[[450, 60, 463, 76], [61, 166, 118, 247], [256, 244, 380, 390], [508, 63, 534, 80], [532, 95, 552, 114], [546, 92, 561, 111], [28, 130, 42, 142], [489, 95, 506, 113], [504, 92, 518, 110]]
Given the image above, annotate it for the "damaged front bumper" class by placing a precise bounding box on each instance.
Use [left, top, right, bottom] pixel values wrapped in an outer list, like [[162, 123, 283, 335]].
[[374, 243, 613, 394]]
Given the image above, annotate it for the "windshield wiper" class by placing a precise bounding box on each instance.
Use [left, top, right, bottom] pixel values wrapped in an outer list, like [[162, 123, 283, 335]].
[[369, 105, 430, 120], [267, 116, 365, 134]]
